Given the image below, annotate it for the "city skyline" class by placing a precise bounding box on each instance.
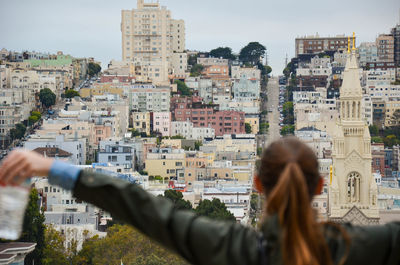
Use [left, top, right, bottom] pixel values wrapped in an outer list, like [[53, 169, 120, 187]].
[[1, 0, 399, 74]]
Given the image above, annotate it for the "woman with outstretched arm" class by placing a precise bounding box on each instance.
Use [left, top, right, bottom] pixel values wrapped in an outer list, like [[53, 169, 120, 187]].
[[1, 137, 400, 265]]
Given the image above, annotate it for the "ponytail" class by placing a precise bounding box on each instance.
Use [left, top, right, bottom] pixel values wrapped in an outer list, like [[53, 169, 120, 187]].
[[266, 162, 332, 265]]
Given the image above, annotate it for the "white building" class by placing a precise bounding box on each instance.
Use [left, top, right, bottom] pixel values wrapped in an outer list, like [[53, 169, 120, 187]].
[[121, 0, 185, 84]]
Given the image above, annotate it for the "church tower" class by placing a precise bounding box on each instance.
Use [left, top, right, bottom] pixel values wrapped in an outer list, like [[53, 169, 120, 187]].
[[328, 33, 380, 225]]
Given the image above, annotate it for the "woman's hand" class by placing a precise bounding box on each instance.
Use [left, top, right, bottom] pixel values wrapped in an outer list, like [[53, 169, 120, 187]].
[[0, 150, 54, 186]]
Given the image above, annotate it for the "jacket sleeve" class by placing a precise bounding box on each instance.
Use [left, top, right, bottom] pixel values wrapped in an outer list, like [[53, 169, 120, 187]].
[[73, 170, 260, 265], [341, 222, 400, 265]]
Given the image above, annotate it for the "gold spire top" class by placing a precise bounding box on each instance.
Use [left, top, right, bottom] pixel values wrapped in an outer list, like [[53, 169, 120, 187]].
[[352, 32, 356, 50], [347, 36, 351, 53]]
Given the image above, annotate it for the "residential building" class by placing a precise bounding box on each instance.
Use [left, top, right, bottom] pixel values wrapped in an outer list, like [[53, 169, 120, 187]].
[[151, 112, 171, 137], [24, 134, 86, 165], [376, 34, 395, 63], [295, 127, 331, 159], [372, 143, 385, 177], [98, 139, 136, 170], [231, 66, 261, 80], [295, 34, 352, 56], [131, 111, 151, 135], [244, 115, 259, 135], [121, 0, 185, 84], [145, 148, 185, 179], [232, 77, 260, 101], [128, 85, 170, 112], [197, 57, 229, 66], [358, 42, 378, 67], [392, 24, 400, 67]]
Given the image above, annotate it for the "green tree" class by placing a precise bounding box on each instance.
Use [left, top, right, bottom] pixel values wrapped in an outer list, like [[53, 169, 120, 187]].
[[265, 65, 272, 75], [39, 88, 56, 108], [28, 115, 39, 124], [174, 80, 193, 96], [161, 190, 192, 210], [190, 64, 204, 77], [245, 123, 252, 134], [209, 47, 236, 60], [20, 189, 46, 265], [371, 136, 383, 143], [42, 226, 69, 265], [187, 54, 198, 66], [239, 42, 266, 65], [282, 101, 294, 125], [259, 122, 269, 134], [64, 89, 80, 98], [369, 125, 379, 136], [31, 111, 42, 119], [194, 140, 203, 151], [170, 135, 185, 139], [280, 125, 295, 136], [10, 123, 26, 140], [384, 134, 399, 147], [195, 199, 235, 222], [88, 62, 101, 77], [75, 225, 188, 265]]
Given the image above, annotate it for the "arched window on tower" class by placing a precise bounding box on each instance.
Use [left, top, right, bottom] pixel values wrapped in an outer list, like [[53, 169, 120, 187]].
[[352, 101, 356, 120], [347, 172, 361, 203]]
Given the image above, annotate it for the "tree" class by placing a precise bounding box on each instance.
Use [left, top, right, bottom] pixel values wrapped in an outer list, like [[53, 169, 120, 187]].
[[371, 136, 383, 143], [194, 140, 202, 151], [39, 88, 56, 108], [174, 80, 192, 96], [161, 190, 192, 210], [265, 65, 272, 75], [10, 123, 26, 140], [42, 226, 69, 265], [384, 134, 399, 147], [195, 199, 235, 222], [74, 225, 188, 265], [190, 64, 204, 77], [64, 89, 80, 98], [369, 125, 379, 136], [239, 42, 266, 66], [280, 125, 295, 136], [187, 54, 198, 66], [88, 62, 101, 77], [245, 123, 252, 134], [259, 122, 269, 134], [282, 101, 294, 125], [20, 189, 46, 265], [28, 115, 39, 124], [209, 47, 236, 60]]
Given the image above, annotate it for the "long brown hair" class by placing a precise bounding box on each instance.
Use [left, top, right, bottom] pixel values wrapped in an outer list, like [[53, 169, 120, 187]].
[[258, 137, 332, 265]]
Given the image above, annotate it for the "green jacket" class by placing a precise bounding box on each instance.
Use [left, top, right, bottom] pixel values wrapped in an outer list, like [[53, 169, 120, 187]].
[[73, 170, 400, 265]]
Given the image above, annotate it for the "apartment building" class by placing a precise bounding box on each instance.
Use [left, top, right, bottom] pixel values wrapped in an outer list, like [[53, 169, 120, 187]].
[[376, 34, 395, 63], [151, 112, 171, 136], [121, 0, 185, 84], [131, 111, 151, 135], [295, 34, 352, 56], [358, 42, 378, 67], [128, 85, 170, 112], [145, 148, 185, 179], [231, 66, 261, 80], [98, 139, 136, 170], [232, 77, 260, 101]]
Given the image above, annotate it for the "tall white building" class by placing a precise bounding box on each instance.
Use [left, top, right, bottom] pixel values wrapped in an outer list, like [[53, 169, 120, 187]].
[[121, 0, 185, 84], [329, 44, 380, 225]]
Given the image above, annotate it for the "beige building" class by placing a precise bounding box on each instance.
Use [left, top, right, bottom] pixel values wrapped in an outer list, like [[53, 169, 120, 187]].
[[376, 34, 395, 63], [145, 149, 185, 179], [121, 0, 185, 84], [329, 47, 379, 225], [131, 111, 151, 135], [244, 116, 259, 134], [80, 83, 124, 98]]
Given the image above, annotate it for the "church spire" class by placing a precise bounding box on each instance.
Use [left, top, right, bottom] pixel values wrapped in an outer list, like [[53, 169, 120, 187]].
[[347, 36, 351, 53]]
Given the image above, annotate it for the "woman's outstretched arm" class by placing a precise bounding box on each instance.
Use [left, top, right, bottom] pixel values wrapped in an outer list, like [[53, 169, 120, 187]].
[[0, 150, 260, 265]]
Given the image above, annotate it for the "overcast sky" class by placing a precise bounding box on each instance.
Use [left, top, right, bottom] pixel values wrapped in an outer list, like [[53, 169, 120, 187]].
[[1, 0, 399, 74]]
